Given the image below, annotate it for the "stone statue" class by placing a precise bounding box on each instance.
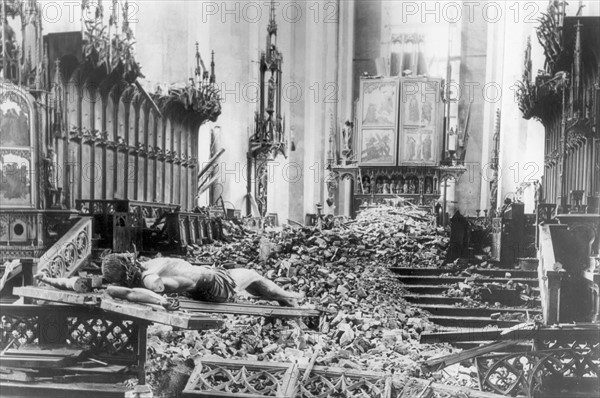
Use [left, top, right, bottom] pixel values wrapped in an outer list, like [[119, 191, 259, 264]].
[[267, 75, 275, 112], [341, 121, 353, 154], [45, 148, 58, 190], [383, 180, 390, 194]]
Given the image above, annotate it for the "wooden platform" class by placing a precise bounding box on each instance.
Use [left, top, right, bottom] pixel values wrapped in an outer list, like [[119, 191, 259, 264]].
[[13, 286, 103, 306], [12, 286, 221, 330], [13, 286, 323, 330], [177, 298, 323, 318], [101, 298, 222, 330]]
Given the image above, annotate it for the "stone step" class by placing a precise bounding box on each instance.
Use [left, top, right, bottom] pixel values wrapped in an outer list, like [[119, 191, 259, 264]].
[[402, 284, 540, 296], [397, 275, 538, 286], [426, 315, 523, 328], [416, 303, 541, 319], [403, 294, 540, 305], [391, 267, 537, 279]]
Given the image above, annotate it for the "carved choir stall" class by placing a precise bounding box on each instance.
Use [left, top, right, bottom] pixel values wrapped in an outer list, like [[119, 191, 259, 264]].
[[516, 1, 599, 214], [513, 0, 600, 321], [1, 1, 221, 269]]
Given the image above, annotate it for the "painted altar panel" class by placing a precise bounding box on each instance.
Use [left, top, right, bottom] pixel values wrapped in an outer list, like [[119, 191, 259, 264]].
[[398, 78, 442, 166], [357, 78, 399, 166], [0, 89, 35, 208]]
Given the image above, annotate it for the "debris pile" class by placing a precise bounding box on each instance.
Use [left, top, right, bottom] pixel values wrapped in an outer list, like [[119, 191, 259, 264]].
[[146, 205, 460, 394]]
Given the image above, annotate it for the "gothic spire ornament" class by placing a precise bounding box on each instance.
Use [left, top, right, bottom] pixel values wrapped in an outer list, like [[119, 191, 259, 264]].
[[247, 0, 286, 217]]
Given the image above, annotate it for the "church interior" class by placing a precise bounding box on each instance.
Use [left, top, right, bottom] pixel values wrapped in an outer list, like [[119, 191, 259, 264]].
[[0, 1, 599, 397]]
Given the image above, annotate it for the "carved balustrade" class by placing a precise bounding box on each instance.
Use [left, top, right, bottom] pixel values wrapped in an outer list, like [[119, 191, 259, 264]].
[[183, 358, 390, 398], [37, 217, 92, 278]]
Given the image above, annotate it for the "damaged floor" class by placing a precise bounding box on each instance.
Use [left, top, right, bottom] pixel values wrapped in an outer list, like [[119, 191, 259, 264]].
[[2, 204, 597, 398], [133, 204, 546, 397]]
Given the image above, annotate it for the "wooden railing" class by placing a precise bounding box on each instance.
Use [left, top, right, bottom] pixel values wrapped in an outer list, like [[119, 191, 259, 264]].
[[37, 217, 93, 278], [76, 199, 180, 219]]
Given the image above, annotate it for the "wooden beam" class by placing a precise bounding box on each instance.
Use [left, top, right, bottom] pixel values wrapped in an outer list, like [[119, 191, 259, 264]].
[[0, 355, 77, 369], [177, 299, 322, 318], [0, 368, 35, 382], [100, 298, 223, 330], [137, 323, 147, 385], [420, 323, 600, 344], [3, 348, 83, 358], [0, 381, 130, 397], [421, 340, 519, 373], [12, 286, 102, 306]]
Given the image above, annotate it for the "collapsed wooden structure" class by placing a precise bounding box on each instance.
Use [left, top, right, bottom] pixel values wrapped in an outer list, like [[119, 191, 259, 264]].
[[0, 281, 327, 396]]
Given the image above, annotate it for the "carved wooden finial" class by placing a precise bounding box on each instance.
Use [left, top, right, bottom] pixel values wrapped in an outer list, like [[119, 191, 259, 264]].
[[267, 0, 277, 35]]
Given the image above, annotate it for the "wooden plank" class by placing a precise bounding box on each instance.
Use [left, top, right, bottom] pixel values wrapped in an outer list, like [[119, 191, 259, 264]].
[[199, 358, 296, 371], [0, 368, 35, 382], [13, 286, 102, 306], [306, 365, 386, 380], [51, 373, 126, 384], [279, 363, 299, 398], [101, 298, 223, 330], [178, 299, 322, 318], [4, 347, 84, 358], [421, 340, 519, 373], [420, 323, 600, 344], [60, 364, 128, 374], [0, 355, 77, 369], [183, 392, 270, 398], [0, 381, 130, 398]]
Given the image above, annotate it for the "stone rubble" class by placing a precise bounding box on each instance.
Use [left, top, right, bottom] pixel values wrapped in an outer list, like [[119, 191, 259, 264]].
[[146, 205, 476, 394]]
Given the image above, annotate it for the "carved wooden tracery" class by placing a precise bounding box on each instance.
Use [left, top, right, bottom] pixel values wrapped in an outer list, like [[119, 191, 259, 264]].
[[0, 305, 140, 363], [183, 359, 390, 398]]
